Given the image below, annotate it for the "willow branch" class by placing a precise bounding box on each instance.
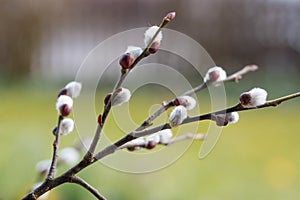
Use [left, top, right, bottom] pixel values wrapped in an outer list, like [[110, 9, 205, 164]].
[[70, 176, 106, 200], [136, 64, 258, 130], [85, 15, 173, 161], [47, 115, 63, 180], [183, 91, 300, 124], [93, 29, 258, 162], [27, 92, 299, 200], [93, 91, 300, 160], [135, 91, 300, 136]]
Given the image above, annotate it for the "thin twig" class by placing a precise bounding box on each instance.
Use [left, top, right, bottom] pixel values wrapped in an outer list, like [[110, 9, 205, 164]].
[[85, 124, 102, 161], [167, 133, 206, 145], [223, 64, 258, 83], [47, 115, 63, 180], [182, 83, 207, 96], [118, 133, 206, 149], [70, 176, 106, 200]]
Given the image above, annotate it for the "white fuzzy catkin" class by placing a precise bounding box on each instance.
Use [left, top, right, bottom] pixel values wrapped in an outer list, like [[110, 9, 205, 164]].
[[60, 118, 74, 135], [56, 95, 73, 115], [158, 129, 173, 144], [176, 96, 196, 110], [241, 88, 268, 107], [203, 66, 227, 83], [227, 112, 239, 124], [125, 137, 146, 147], [249, 88, 268, 106], [144, 26, 163, 47], [169, 105, 188, 127], [146, 133, 160, 144], [65, 81, 82, 98], [112, 88, 131, 106], [125, 46, 143, 59]]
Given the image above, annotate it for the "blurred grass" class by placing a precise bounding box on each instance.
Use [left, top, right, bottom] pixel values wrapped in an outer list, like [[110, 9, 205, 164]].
[[0, 83, 300, 200]]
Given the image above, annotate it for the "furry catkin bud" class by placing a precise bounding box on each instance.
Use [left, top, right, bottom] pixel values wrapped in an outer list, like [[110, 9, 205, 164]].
[[149, 41, 160, 54], [119, 53, 134, 70], [227, 112, 239, 124], [144, 26, 163, 47], [146, 140, 157, 149], [174, 96, 196, 110], [239, 88, 268, 107], [119, 46, 143, 70], [56, 95, 73, 116], [60, 118, 74, 135], [65, 81, 82, 98], [158, 129, 173, 144], [124, 137, 146, 151], [169, 105, 188, 127], [146, 133, 160, 144], [239, 93, 251, 105], [125, 46, 143, 59], [203, 66, 227, 84], [60, 104, 72, 116], [111, 88, 131, 106]]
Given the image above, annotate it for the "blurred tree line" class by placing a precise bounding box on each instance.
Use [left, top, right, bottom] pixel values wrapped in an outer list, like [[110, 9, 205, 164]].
[[0, 0, 299, 80]]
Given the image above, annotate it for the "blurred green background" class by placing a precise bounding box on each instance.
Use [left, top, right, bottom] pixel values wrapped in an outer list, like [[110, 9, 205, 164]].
[[1, 83, 300, 200], [1, 0, 300, 200]]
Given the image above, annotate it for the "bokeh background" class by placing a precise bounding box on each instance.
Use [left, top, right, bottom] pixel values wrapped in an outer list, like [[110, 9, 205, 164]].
[[1, 0, 300, 199]]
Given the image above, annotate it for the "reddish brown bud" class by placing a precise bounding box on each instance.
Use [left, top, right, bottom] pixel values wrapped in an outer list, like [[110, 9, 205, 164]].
[[239, 93, 252, 106], [164, 11, 176, 22], [173, 96, 196, 110], [127, 146, 136, 151], [60, 104, 71, 116], [208, 70, 220, 83], [173, 98, 180, 106], [174, 97, 189, 107], [52, 126, 58, 136], [57, 88, 67, 97], [119, 53, 134, 69], [98, 114, 102, 125], [53, 140, 58, 147], [149, 41, 160, 54], [104, 93, 112, 105], [146, 140, 157, 149]]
